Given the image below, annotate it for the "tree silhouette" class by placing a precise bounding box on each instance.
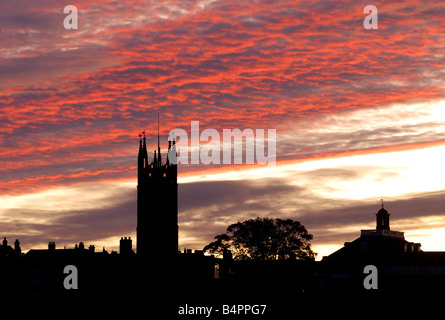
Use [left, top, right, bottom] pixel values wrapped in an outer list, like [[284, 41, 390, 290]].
[[203, 217, 316, 261]]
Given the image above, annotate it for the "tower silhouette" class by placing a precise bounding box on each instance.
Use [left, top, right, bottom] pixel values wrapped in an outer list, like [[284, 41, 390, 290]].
[[376, 201, 390, 231], [136, 122, 178, 260]]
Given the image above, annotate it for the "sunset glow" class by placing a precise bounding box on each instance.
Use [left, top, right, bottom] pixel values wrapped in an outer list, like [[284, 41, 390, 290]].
[[1, 0, 445, 260]]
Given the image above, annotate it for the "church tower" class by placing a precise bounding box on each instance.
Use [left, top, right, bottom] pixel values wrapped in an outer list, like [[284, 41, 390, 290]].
[[136, 120, 178, 260]]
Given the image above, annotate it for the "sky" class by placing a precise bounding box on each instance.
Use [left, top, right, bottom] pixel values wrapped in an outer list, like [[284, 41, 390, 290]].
[[1, 0, 445, 259]]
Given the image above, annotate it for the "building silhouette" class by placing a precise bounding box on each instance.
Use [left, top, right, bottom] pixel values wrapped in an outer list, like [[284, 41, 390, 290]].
[[136, 128, 178, 259], [315, 203, 445, 307], [323, 203, 421, 261], [3, 129, 445, 315], [1, 237, 21, 257], [119, 236, 133, 255]]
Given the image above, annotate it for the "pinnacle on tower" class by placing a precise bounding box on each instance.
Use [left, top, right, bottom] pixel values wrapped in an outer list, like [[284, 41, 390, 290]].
[[136, 120, 178, 258], [157, 114, 161, 165]]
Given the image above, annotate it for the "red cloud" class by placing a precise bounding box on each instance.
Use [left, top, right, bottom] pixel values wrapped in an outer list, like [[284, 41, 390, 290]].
[[0, 0, 444, 195]]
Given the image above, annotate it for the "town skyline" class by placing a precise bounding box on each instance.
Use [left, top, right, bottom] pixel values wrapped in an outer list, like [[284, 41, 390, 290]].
[[1, 0, 445, 260], [2, 128, 445, 259]]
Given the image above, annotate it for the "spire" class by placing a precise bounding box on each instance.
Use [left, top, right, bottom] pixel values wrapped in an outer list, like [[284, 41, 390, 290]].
[[142, 130, 146, 150], [140, 130, 148, 169], [157, 114, 162, 165], [167, 140, 171, 165]]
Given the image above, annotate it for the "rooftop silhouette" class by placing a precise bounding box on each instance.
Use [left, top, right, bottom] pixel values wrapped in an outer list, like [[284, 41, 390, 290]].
[[1, 131, 445, 315]]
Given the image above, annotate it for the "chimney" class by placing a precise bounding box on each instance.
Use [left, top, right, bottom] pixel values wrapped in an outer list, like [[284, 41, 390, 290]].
[[120, 236, 133, 255], [14, 239, 21, 254], [48, 242, 56, 251]]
